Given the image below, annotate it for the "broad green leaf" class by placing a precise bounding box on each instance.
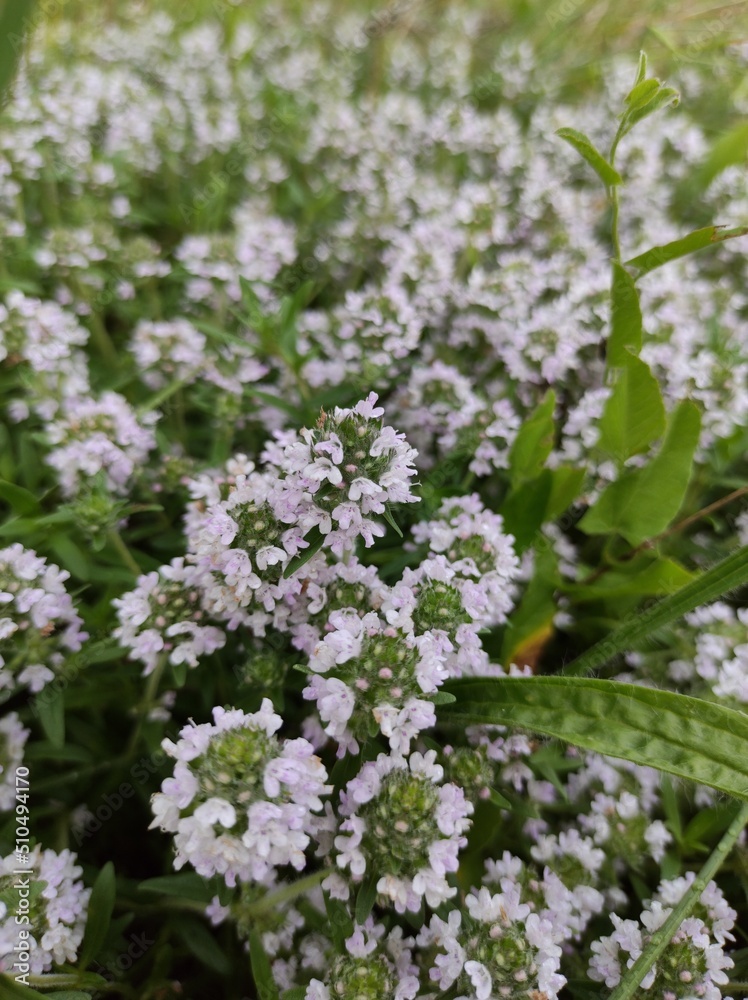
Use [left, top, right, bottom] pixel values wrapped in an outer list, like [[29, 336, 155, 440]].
[[249, 929, 279, 998], [79, 862, 116, 970], [607, 262, 643, 367], [0, 479, 41, 517], [500, 548, 559, 667], [597, 353, 665, 462], [324, 892, 354, 952], [546, 466, 585, 519], [500, 470, 552, 553], [582, 400, 700, 543], [283, 526, 326, 578], [565, 556, 693, 601], [442, 676, 748, 800], [626, 225, 748, 278], [555, 128, 622, 186], [564, 544, 748, 676], [508, 390, 556, 486]]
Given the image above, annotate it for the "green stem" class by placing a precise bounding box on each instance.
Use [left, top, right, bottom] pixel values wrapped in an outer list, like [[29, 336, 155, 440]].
[[125, 652, 169, 759], [107, 528, 143, 576], [609, 131, 623, 261], [609, 801, 748, 1000]]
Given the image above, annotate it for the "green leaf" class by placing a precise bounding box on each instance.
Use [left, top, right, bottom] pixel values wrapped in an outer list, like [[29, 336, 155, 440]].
[[607, 262, 643, 367], [555, 128, 622, 186], [597, 353, 665, 462], [430, 691, 456, 705], [565, 556, 693, 601], [324, 892, 354, 952], [0, 479, 41, 517], [79, 862, 116, 970], [500, 471, 553, 554], [138, 873, 216, 902], [283, 526, 326, 578], [46, 991, 93, 998], [174, 916, 231, 975], [0, 0, 36, 99], [691, 122, 748, 191], [563, 544, 748, 676], [623, 78, 660, 111], [33, 685, 65, 748], [546, 466, 585, 520], [619, 85, 679, 138], [625, 225, 748, 278], [0, 978, 45, 1000], [443, 676, 748, 800], [355, 872, 379, 925], [500, 548, 559, 667], [582, 399, 700, 544], [249, 929, 280, 1000], [508, 391, 556, 486], [382, 506, 403, 538], [489, 788, 512, 809]]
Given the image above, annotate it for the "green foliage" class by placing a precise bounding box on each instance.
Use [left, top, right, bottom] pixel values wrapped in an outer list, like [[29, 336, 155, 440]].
[[444, 676, 748, 800]]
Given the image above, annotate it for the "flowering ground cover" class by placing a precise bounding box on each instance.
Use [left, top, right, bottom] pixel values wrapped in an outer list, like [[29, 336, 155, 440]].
[[1, 1, 748, 997]]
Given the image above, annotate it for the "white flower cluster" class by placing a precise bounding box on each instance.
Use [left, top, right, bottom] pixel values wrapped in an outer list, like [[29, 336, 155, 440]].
[[113, 557, 226, 675], [150, 700, 330, 886], [328, 750, 472, 913], [0, 847, 90, 975], [0, 543, 87, 696]]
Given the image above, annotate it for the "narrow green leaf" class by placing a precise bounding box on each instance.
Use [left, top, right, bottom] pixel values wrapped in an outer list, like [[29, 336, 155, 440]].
[[624, 78, 660, 110], [283, 526, 326, 578], [626, 225, 748, 278], [620, 86, 679, 137], [34, 685, 65, 748], [0, 975, 45, 999], [382, 506, 403, 537], [609, 802, 748, 1000], [563, 544, 748, 676], [555, 128, 622, 186], [489, 788, 512, 809], [355, 872, 379, 925], [597, 353, 665, 462], [249, 929, 280, 1000], [443, 676, 748, 800], [691, 122, 748, 191], [633, 51, 648, 86], [582, 399, 700, 543], [0, 479, 41, 517], [324, 892, 354, 952], [608, 262, 643, 367], [138, 873, 215, 902], [79, 862, 116, 970], [174, 916, 231, 975]]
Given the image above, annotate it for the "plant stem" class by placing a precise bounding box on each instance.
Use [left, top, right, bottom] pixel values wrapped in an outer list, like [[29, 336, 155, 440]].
[[125, 652, 168, 759], [107, 528, 143, 576], [609, 800, 748, 1000]]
